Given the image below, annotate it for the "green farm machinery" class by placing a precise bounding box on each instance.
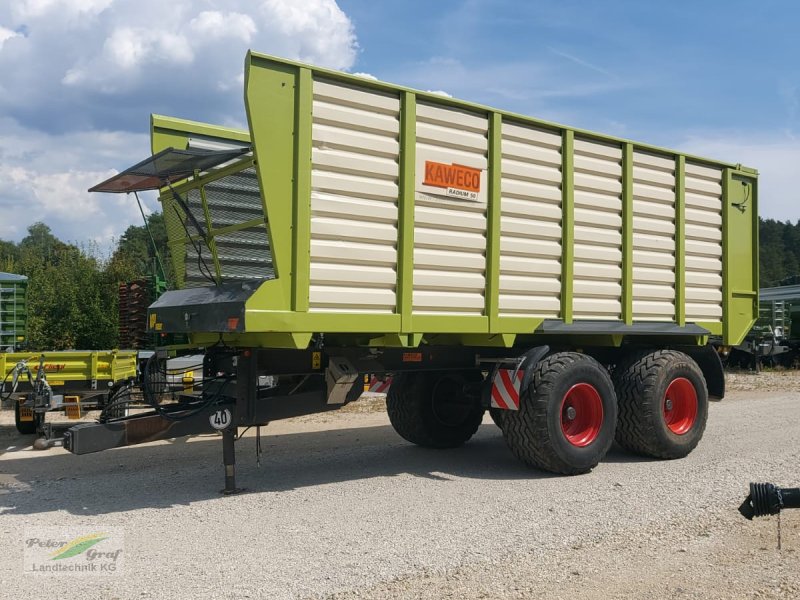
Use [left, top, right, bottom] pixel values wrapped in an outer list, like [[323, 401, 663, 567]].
[[63, 52, 758, 493]]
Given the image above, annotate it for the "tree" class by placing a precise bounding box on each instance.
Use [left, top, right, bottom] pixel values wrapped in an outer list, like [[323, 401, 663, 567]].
[[10, 224, 115, 349], [111, 213, 171, 283], [0, 239, 18, 272]]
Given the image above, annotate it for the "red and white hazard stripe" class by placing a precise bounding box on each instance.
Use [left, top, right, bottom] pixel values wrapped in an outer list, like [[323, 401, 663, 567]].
[[368, 376, 392, 394], [490, 368, 523, 410]]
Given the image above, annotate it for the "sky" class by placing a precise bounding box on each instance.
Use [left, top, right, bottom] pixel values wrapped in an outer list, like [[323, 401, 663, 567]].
[[0, 0, 798, 249]]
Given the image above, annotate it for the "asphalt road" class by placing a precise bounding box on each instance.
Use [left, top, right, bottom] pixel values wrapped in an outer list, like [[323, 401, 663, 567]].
[[0, 387, 799, 599]]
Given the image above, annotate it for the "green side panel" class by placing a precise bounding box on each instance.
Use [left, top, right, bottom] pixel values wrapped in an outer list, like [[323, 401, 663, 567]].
[[150, 114, 250, 155], [242, 52, 298, 315], [0, 276, 27, 350], [486, 112, 503, 330], [495, 316, 544, 334], [722, 168, 759, 345], [192, 332, 313, 350], [560, 130, 575, 323], [675, 156, 686, 326], [413, 315, 489, 334], [292, 68, 313, 312], [241, 311, 399, 335], [695, 321, 723, 336], [397, 91, 416, 333], [621, 143, 633, 325], [160, 194, 187, 288]]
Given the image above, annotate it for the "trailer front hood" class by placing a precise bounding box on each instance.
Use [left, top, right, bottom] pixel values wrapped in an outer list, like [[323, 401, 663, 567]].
[[148, 281, 261, 334]]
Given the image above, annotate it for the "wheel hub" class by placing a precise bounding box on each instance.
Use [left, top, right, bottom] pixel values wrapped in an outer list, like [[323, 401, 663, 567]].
[[560, 383, 604, 447], [663, 377, 698, 435]]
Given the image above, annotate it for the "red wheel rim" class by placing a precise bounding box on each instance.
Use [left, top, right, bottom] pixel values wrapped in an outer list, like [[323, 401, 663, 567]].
[[560, 383, 604, 447], [663, 377, 697, 435]]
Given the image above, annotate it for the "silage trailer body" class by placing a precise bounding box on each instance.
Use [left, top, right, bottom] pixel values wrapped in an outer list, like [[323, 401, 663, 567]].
[[73, 52, 759, 492]]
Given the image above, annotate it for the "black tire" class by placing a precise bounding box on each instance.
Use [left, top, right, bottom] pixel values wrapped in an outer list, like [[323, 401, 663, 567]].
[[501, 352, 617, 475], [387, 370, 484, 449], [103, 385, 132, 420], [489, 407, 505, 428], [612, 350, 708, 459], [15, 399, 38, 435]]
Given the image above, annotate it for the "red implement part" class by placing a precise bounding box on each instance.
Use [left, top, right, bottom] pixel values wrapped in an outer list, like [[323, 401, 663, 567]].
[[560, 383, 604, 447], [663, 377, 697, 435]]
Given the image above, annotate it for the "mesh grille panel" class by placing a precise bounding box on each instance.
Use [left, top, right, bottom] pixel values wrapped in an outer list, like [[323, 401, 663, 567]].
[[180, 167, 274, 288], [215, 227, 274, 280]]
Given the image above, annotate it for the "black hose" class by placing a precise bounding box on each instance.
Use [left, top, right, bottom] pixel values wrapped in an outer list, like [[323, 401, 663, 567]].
[[1, 370, 14, 402], [739, 482, 800, 519], [139, 353, 232, 422]]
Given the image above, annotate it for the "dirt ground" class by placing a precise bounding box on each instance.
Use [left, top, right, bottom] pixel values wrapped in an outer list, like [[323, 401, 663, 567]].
[[0, 372, 799, 599]]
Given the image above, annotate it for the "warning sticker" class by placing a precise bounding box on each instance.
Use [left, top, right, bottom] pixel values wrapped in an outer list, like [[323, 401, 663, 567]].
[[421, 161, 482, 201]]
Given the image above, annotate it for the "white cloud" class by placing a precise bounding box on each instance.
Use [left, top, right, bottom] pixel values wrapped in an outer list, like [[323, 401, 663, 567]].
[[0, 161, 148, 248], [426, 90, 453, 98], [189, 11, 256, 42], [63, 27, 195, 88], [259, 0, 356, 66], [352, 72, 378, 81], [0, 25, 20, 48], [679, 134, 800, 222], [0, 0, 359, 246], [12, 0, 114, 19], [0, 0, 358, 128], [0, 118, 152, 247]]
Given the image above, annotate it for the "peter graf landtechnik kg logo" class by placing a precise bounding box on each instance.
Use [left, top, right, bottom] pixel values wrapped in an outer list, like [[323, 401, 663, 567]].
[[24, 527, 124, 575]]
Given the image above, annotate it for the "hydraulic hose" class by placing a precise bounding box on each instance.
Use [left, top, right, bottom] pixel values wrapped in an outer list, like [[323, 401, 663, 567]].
[[739, 482, 800, 520]]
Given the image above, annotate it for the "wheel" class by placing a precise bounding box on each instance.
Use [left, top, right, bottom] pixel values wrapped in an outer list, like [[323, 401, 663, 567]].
[[612, 349, 708, 459], [143, 357, 169, 405], [501, 352, 617, 475], [14, 399, 39, 435], [386, 370, 484, 448], [489, 406, 505, 428], [103, 385, 132, 420]]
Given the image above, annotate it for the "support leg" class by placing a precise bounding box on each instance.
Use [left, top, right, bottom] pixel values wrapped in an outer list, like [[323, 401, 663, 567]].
[[221, 427, 244, 495]]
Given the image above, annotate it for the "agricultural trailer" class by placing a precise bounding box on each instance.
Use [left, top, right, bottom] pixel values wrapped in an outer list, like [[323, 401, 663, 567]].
[[78, 52, 758, 493], [1, 350, 138, 437]]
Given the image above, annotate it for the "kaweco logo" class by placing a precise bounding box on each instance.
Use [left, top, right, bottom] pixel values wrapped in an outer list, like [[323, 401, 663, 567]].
[[422, 160, 481, 201]]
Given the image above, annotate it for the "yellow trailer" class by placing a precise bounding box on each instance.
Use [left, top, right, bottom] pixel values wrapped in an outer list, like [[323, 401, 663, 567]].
[[1, 350, 138, 435]]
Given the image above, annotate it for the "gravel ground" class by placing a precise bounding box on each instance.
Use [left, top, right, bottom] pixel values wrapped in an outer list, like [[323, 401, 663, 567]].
[[0, 375, 799, 599], [725, 370, 800, 393]]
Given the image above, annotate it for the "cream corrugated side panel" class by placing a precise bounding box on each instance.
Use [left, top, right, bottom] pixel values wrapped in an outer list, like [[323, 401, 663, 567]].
[[685, 162, 723, 321], [632, 150, 676, 321], [309, 79, 400, 313], [413, 102, 488, 315], [572, 138, 623, 319], [498, 121, 562, 317]]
